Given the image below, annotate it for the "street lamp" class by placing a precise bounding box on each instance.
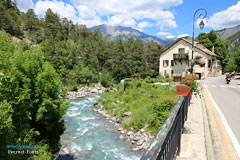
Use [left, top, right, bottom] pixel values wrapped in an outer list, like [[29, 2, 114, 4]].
[[191, 8, 207, 74]]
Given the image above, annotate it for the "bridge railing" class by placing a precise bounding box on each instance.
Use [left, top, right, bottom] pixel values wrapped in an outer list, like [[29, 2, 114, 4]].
[[141, 92, 191, 160]]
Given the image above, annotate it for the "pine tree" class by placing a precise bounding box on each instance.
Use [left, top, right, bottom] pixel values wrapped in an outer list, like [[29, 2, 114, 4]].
[[44, 9, 63, 40], [0, 0, 23, 37]]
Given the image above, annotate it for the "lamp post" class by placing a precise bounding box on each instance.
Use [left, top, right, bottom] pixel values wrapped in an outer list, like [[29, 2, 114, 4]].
[[191, 8, 207, 74]]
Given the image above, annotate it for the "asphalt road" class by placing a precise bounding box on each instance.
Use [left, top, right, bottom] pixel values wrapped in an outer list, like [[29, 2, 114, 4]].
[[203, 75, 240, 144]]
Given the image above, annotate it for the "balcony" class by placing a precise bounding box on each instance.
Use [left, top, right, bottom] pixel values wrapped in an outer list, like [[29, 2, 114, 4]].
[[173, 53, 189, 60]]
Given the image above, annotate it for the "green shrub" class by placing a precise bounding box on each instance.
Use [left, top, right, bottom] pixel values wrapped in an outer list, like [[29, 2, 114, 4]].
[[99, 72, 115, 87], [130, 108, 148, 131], [99, 78, 178, 135]]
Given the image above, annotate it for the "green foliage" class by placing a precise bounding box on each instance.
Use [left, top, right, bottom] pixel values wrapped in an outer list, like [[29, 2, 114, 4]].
[[0, 31, 15, 71], [99, 72, 115, 87], [44, 9, 63, 41], [149, 100, 175, 134], [0, 0, 23, 37], [0, 35, 69, 159], [23, 9, 43, 43], [226, 48, 240, 72], [99, 78, 178, 135], [196, 30, 230, 71]]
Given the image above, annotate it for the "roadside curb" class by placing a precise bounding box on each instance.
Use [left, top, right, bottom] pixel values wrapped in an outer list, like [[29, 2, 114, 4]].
[[202, 88, 239, 160], [200, 91, 215, 160]]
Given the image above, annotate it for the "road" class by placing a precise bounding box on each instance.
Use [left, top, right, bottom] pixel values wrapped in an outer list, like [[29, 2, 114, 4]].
[[203, 75, 240, 144]]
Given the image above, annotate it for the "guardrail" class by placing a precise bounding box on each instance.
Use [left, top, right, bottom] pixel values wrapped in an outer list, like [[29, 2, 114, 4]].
[[141, 92, 191, 160]]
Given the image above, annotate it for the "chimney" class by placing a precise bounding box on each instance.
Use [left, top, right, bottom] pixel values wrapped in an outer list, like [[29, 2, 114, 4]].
[[212, 46, 215, 54]]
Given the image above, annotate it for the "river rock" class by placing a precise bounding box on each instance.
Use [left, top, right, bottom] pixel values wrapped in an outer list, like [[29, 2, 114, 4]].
[[127, 131, 134, 136], [129, 135, 134, 140], [118, 128, 123, 131], [61, 147, 70, 155], [124, 112, 133, 116], [140, 128, 145, 133], [137, 139, 145, 146], [132, 147, 140, 151], [133, 136, 139, 141], [144, 136, 149, 142], [121, 130, 125, 134], [142, 142, 150, 150], [136, 131, 141, 136]]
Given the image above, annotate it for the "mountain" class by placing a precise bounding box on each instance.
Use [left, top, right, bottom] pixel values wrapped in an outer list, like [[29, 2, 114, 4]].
[[215, 25, 240, 51], [88, 24, 175, 46]]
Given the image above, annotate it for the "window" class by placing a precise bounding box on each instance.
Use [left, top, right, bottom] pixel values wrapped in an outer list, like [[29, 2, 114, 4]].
[[163, 60, 169, 67], [208, 60, 212, 68], [179, 48, 185, 53], [171, 70, 174, 76], [171, 60, 174, 66]]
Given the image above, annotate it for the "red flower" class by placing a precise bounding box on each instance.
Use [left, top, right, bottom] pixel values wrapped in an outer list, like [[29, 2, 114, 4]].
[[193, 75, 196, 78], [187, 80, 191, 84], [189, 75, 192, 79], [188, 93, 192, 97]]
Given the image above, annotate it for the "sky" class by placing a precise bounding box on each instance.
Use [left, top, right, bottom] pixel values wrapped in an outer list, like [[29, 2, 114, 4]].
[[15, 0, 240, 39]]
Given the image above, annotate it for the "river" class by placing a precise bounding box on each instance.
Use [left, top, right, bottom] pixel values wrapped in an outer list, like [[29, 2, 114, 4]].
[[60, 95, 140, 160]]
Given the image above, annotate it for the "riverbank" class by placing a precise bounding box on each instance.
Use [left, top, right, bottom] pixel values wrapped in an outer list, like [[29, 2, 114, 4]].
[[59, 95, 140, 160], [66, 84, 106, 100], [92, 79, 178, 153], [66, 84, 152, 152], [93, 100, 154, 152], [63, 84, 154, 155]]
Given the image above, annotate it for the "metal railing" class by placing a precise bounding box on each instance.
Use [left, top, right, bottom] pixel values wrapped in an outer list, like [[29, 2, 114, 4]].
[[141, 92, 191, 160], [173, 53, 189, 60]]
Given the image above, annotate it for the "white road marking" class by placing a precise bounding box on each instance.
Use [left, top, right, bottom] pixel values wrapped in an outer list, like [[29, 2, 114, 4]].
[[220, 85, 226, 88], [205, 87, 240, 158], [211, 85, 216, 88]]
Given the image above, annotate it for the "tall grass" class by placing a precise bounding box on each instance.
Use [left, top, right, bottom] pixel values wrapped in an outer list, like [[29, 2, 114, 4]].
[[99, 78, 178, 135]]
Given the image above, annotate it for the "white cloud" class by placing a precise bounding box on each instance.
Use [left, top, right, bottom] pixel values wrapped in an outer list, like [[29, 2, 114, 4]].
[[177, 34, 190, 38], [71, 0, 182, 29], [138, 21, 153, 29], [16, 0, 34, 12], [207, 1, 240, 30], [107, 15, 136, 27], [166, 35, 175, 39], [157, 32, 173, 37], [31, 0, 182, 29], [158, 19, 177, 30], [35, 0, 77, 20]]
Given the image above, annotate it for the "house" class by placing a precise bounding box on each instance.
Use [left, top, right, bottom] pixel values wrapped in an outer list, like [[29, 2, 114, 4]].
[[159, 38, 222, 81]]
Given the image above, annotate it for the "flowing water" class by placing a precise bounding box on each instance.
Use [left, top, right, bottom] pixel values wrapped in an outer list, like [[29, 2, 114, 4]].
[[60, 95, 140, 160]]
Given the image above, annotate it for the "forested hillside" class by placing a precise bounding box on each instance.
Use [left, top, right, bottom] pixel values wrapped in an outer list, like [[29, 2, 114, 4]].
[[0, 1, 164, 159], [89, 24, 174, 45], [215, 25, 240, 51]]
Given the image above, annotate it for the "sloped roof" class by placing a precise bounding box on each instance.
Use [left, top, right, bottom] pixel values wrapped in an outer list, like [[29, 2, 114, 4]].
[[162, 38, 217, 57]]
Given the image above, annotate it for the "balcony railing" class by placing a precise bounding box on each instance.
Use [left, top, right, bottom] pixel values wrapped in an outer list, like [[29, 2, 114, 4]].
[[173, 53, 189, 60]]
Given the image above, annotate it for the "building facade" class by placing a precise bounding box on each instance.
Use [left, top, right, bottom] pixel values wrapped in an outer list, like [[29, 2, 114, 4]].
[[159, 38, 221, 81]]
